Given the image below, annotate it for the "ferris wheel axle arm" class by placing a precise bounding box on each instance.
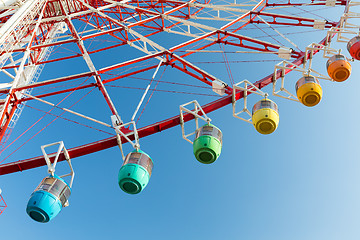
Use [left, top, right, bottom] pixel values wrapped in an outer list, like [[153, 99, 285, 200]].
[[19, 18, 335, 108], [250, 11, 337, 29], [0, 51, 311, 176], [11, 1, 273, 66], [0, 47, 325, 176], [64, 15, 122, 118], [22, 93, 112, 128], [0, 71, 96, 107], [220, 0, 265, 31], [169, 53, 232, 94], [14, 83, 97, 105], [11, 63, 164, 107]]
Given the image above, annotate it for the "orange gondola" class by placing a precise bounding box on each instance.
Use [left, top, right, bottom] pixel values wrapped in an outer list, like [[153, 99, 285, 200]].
[[326, 54, 351, 82]]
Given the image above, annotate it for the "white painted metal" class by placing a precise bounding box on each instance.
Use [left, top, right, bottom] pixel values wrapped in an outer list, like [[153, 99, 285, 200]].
[[303, 43, 340, 69], [1, 23, 63, 145], [22, 93, 112, 128], [313, 20, 326, 30], [272, 59, 331, 103], [131, 59, 163, 122], [0, 0, 351, 150], [0, 0, 45, 67], [326, 0, 336, 7], [64, 14, 122, 122], [111, 118, 140, 160], [0, 0, 16, 7], [256, 14, 299, 50], [0, 0, 49, 145], [41, 141, 75, 188], [179, 100, 211, 144], [278, 47, 292, 60], [324, 2, 360, 44], [114, 1, 285, 57], [232, 79, 267, 124], [272, 61, 303, 102], [212, 79, 227, 96]]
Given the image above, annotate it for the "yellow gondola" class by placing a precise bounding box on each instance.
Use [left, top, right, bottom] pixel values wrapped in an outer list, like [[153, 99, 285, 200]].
[[252, 99, 279, 135], [295, 76, 322, 107]]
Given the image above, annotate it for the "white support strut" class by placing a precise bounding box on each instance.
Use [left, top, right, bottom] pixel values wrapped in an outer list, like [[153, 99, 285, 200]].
[[179, 100, 211, 144], [232, 79, 267, 124], [41, 141, 75, 188]]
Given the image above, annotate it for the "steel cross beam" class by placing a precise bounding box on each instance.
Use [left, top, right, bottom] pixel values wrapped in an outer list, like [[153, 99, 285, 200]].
[[0, 192, 6, 215], [249, 11, 338, 28], [64, 15, 121, 117], [0, 49, 230, 106], [0, 50, 306, 176], [105, 1, 293, 55], [0, 0, 50, 143], [0, 0, 201, 55], [1, 0, 321, 69], [0, 0, 346, 175], [0, 0, 293, 110], [60, 0, 233, 92], [0, 0, 268, 107]]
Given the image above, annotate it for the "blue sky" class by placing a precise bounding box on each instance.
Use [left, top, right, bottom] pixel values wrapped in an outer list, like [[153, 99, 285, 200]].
[[1, 2, 360, 240]]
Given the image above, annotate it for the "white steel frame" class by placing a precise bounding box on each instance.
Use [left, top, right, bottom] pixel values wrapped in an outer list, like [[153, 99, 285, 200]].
[[179, 100, 211, 144], [327, 1, 360, 44], [111, 117, 140, 160], [271, 40, 348, 103], [232, 79, 267, 124], [41, 141, 75, 188], [272, 60, 331, 102]]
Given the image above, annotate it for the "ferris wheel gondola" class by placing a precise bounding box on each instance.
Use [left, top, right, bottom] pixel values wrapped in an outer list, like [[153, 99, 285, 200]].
[[0, 0, 358, 220], [295, 76, 323, 107]]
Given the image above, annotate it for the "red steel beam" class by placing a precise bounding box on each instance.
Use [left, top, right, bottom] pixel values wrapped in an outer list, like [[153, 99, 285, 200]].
[[0, 193, 6, 215], [0, 50, 306, 176], [249, 11, 338, 28], [0, 1, 344, 175]]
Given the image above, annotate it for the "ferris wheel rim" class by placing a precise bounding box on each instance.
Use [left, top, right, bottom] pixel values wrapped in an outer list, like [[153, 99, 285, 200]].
[[0, 0, 351, 175]]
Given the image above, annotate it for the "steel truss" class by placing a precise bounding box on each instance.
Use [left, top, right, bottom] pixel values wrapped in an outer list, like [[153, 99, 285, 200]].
[[0, 0, 352, 176], [0, 189, 6, 215]]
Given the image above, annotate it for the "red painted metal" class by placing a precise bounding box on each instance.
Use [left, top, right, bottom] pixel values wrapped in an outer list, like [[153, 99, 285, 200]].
[[0, 192, 6, 215], [0, 46, 321, 176], [250, 11, 338, 28], [0, 0, 345, 175]]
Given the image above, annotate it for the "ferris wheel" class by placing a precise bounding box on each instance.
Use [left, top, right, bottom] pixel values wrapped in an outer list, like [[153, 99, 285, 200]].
[[0, 0, 359, 223]]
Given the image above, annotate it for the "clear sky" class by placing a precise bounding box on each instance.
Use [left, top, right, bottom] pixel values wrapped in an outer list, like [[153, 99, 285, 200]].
[[1, 1, 360, 240]]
